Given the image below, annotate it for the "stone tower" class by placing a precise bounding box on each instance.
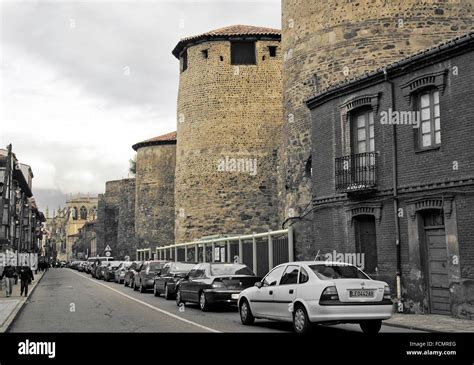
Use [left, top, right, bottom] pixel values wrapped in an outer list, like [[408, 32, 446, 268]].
[[173, 25, 283, 243], [132, 132, 176, 248], [281, 0, 474, 258]]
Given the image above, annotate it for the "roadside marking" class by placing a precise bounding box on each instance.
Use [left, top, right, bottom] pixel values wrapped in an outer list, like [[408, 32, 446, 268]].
[[70, 270, 220, 333]]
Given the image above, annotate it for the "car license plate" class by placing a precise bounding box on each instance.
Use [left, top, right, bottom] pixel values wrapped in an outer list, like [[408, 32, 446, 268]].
[[231, 294, 239, 299], [349, 289, 374, 297]]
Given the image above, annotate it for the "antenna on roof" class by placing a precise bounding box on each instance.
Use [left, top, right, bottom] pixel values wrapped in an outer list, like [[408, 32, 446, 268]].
[[314, 250, 321, 261]]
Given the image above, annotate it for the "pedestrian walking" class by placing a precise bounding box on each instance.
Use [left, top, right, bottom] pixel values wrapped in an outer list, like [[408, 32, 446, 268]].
[[0, 265, 16, 297], [19, 266, 34, 297]]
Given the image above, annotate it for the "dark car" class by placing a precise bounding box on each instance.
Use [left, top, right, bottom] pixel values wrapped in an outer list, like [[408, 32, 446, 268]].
[[175, 263, 260, 311], [95, 262, 110, 280], [133, 261, 167, 293], [153, 262, 196, 299], [124, 261, 142, 287], [103, 261, 122, 282]]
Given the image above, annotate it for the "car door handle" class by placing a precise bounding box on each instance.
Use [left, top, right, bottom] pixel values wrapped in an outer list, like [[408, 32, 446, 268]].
[[269, 290, 273, 295], [289, 289, 294, 294]]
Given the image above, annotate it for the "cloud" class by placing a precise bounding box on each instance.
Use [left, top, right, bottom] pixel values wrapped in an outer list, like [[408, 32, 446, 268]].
[[0, 0, 280, 210]]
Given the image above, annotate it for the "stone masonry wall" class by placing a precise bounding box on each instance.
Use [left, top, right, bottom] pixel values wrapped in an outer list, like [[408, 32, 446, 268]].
[[175, 38, 283, 243], [95, 179, 135, 259], [135, 143, 176, 249]]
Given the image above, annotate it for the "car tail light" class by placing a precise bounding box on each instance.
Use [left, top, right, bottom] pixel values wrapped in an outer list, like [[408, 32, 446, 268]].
[[320, 286, 339, 301], [383, 285, 391, 300], [212, 280, 225, 288]]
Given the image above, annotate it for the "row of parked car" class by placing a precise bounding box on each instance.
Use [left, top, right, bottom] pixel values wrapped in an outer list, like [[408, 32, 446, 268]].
[[69, 258, 393, 334]]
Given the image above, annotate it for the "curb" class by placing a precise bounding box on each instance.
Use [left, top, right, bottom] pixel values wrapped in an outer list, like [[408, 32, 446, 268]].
[[1, 270, 46, 333], [383, 321, 440, 333]]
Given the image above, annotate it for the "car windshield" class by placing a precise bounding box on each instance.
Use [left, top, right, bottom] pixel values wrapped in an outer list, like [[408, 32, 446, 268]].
[[171, 263, 195, 272], [309, 264, 369, 280], [210, 264, 254, 276], [149, 262, 164, 271]]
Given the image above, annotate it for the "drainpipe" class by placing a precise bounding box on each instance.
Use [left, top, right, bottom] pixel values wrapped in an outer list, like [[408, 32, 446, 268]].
[[384, 69, 402, 304]]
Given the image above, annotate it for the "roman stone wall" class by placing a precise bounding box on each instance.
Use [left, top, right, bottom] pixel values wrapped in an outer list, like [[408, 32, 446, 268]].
[[135, 144, 176, 249], [175, 38, 283, 243]]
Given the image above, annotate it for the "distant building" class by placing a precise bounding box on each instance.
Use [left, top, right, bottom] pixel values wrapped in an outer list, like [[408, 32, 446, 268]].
[[62, 196, 98, 261], [0, 146, 46, 259], [73, 220, 96, 259]]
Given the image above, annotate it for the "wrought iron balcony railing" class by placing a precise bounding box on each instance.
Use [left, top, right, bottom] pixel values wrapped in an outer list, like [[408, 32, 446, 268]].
[[335, 152, 377, 193]]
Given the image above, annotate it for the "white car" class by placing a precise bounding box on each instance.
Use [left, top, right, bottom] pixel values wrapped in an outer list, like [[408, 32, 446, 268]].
[[238, 261, 393, 334]]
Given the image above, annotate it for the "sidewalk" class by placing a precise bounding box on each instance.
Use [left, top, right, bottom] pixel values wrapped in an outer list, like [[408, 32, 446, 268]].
[[385, 313, 473, 333], [0, 270, 45, 332]]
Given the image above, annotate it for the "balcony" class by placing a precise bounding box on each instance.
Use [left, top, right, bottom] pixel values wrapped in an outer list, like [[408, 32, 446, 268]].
[[335, 152, 377, 193]]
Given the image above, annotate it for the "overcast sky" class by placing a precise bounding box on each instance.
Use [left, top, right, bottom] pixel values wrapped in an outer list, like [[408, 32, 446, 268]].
[[0, 0, 280, 212]]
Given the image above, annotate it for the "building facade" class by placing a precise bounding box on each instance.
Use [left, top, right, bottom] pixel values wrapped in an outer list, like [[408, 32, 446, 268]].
[[45, 207, 68, 263], [173, 25, 283, 243], [64, 196, 98, 261], [280, 0, 474, 259], [0, 145, 46, 262], [306, 33, 474, 318], [73, 221, 96, 259]]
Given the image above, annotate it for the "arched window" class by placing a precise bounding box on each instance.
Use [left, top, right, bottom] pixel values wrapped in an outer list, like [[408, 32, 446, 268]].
[[80, 206, 87, 220], [90, 206, 97, 219], [71, 207, 78, 220]]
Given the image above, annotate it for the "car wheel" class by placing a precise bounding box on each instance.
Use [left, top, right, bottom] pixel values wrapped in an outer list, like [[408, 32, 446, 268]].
[[176, 287, 183, 306], [199, 291, 209, 312], [154, 283, 160, 297], [293, 304, 311, 334], [164, 284, 172, 300], [239, 299, 255, 325], [139, 281, 145, 293], [360, 320, 382, 334]]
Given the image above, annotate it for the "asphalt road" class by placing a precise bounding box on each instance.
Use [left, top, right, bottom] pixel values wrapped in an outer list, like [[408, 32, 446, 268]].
[[9, 269, 424, 333]]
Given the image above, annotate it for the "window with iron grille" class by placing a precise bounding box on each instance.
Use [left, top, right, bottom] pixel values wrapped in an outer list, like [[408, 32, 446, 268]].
[[231, 41, 256, 65]]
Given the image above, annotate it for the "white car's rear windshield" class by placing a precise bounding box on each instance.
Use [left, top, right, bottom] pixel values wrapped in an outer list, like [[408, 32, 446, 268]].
[[309, 264, 369, 280], [210, 264, 254, 276]]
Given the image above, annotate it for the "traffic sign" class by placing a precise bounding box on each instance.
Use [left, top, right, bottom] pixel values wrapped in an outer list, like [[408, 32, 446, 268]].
[[105, 252, 111, 257], [105, 245, 112, 252]]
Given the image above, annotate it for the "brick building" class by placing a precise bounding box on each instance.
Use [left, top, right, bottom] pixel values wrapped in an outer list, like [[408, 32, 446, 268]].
[[280, 0, 474, 260], [173, 25, 283, 244], [306, 33, 474, 318]]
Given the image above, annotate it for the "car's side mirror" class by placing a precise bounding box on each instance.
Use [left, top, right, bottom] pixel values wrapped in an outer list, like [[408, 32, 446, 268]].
[[184, 274, 189, 280], [156, 269, 162, 276], [254, 281, 263, 289]]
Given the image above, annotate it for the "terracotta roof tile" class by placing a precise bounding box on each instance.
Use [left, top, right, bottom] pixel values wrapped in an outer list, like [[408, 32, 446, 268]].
[[173, 24, 281, 58], [132, 131, 177, 151]]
